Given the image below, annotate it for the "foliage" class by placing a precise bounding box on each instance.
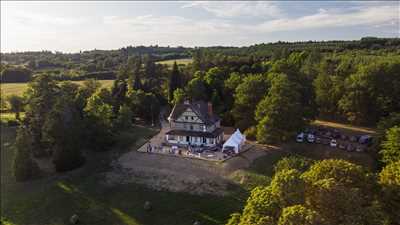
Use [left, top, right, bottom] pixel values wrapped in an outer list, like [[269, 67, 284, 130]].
[[379, 161, 400, 224], [13, 127, 39, 181], [277, 205, 319, 225], [168, 61, 182, 102], [1, 66, 32, 83], [380, 126, 400, 165], [274, 156, 314, 173], [172, 88, 186, 105], [255, 74, 305, 143], [42, 82, 86, 171], [6, 95, 25, 121], [24, 74, 59, 157], [230, 158, 389, 225], [232, 74, 269, 130]]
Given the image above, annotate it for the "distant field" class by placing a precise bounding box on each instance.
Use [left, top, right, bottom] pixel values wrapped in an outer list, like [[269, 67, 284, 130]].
[[156, 58, 192, 66], [1, 80, 114, 97]]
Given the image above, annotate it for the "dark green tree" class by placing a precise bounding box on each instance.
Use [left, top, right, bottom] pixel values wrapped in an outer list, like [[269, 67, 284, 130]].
[[13, 127, 39, 181]]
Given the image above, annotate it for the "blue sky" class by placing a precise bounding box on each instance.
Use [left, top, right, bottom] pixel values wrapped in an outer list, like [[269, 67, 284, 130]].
[[1, 1, 399, 53]]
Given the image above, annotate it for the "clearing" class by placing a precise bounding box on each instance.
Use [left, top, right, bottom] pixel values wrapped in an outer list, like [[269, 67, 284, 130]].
[[1, 80, 114, 97], [156, 58, 193, 67]]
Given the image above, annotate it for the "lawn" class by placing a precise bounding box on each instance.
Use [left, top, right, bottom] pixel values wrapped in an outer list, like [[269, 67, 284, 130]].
[[1, 126, 247, 225], [156, 58, 193, 67], [1, 80, 114, 97]]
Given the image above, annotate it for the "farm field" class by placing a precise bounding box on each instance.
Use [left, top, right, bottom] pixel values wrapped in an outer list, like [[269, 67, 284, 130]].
[[1, 80, 114, 97], [156, 58, 192, 66]]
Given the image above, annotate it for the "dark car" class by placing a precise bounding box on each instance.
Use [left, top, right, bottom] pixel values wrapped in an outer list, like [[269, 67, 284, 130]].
[[346, 144, 354, 152]]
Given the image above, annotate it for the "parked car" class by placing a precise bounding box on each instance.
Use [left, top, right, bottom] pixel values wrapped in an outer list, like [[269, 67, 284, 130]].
[[340, 134, 347, 140], [359, 135, 373, 145], [330, 139, 337, 148], [296, 133, 305, 143], [346, 144, 354, 152], [349, 136, 358, 142], [307, 134, 315, 143], [315, 137, 322, 144], [356, 146, 365, 152], [338, 143, 346, 149], [322, 138, 330, 145]]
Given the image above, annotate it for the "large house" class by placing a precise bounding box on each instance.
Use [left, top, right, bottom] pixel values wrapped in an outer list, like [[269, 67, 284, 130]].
[[165, 101, 224, 148]]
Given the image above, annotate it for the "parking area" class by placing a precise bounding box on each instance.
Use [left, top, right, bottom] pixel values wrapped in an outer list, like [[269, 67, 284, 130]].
[[296, 124, 374, 153]]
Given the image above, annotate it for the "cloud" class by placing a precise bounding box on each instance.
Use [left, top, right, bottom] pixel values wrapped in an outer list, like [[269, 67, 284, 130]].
[[181, 1, 282, 18], [12, 11, 88, 26], [253, 5, 398, 33]]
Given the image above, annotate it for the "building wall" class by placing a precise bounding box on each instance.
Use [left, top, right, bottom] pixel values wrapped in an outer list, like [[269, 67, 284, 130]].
[[166, 133, 224, 147]]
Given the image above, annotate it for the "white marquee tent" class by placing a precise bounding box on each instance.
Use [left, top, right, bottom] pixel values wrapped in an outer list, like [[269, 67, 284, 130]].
[[222, 129, 246, 154]]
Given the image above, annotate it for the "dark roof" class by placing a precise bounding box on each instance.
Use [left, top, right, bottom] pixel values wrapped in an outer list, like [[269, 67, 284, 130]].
[[168, 101, 220, 125], [166, 128, 223, 138]]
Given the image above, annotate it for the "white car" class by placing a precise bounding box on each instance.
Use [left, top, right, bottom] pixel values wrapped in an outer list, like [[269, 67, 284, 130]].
[[330, 139, 337, 148], [307, 134, 315, 143], [296, 133, 305, 143]]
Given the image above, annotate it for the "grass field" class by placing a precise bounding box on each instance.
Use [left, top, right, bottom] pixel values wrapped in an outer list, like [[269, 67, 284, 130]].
[[156, 58, 193, 66], [1, 80, 114, 97]]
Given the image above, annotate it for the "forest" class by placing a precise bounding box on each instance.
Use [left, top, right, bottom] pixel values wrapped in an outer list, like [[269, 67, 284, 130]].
[[1, 37, 400, 225]]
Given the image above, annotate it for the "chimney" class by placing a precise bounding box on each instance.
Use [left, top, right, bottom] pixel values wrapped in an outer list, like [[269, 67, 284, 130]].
[[207, 102, 213, 116]]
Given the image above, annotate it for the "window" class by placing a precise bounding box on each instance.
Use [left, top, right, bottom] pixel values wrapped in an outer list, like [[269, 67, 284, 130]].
[[185, 116, 188, 120], [190, 125, 193, 130], [191, 116, 194, 120]]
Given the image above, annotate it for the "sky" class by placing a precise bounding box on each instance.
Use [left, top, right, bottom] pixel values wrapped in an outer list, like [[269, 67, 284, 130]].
[[1, 1, 399, 53]]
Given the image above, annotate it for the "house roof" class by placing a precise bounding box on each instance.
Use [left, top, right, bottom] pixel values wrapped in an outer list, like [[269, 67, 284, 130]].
[[166, 127, 223, 138], [168, 101, 220, 125]]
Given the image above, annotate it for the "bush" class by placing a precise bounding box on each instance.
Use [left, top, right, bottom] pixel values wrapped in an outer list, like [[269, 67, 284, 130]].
[[13, 128, 40, 181], [244, 126, 257, 141]]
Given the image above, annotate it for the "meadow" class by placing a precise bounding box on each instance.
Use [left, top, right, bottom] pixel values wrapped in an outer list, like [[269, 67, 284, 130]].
[[156, 58, 193, 67], [1, 80, 114, 97]]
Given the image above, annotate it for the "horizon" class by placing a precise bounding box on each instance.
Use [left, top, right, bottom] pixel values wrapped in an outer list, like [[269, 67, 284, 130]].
[[2, 1, 399, 53]]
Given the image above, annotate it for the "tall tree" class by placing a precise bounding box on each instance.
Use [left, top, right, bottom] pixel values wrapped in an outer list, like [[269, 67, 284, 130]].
[[13, 127, 39, 181], [169, 61, 181, 102], [232, 74, 269, 131], [255, 73, 305, 143], [43, 82, 85, 172], [24, 74, 59, 157]]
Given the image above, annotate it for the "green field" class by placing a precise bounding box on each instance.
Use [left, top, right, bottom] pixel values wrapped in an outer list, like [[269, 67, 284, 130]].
[[156, 58, 192, 66], [1, 80, 114, 97]]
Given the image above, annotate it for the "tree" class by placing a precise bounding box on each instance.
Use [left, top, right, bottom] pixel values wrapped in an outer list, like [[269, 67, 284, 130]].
[[84, 88, 115, 151], [111, 68, 128, 114], [380, 126, 400, 165], [42, 82, 85, 172], [172, 88, 186, 105], [274, 156, 314, 173], [379, 161, 400, 224], [7, 95, 25, 121], [13, 127, 39, 181], [278, 205, 320, 225], [185, 76, 208, 101], [255, 74, 305, 143], [24, 74, 59, 157], [239, 186, 280, 225], [168, 61, 181, 102], [270, 169, 305, 207], [301, 159, 381, 225], [115, 104, 134, 130], [232, 74, 268, 130]]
